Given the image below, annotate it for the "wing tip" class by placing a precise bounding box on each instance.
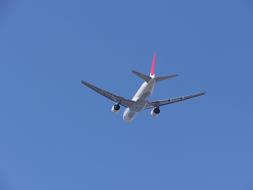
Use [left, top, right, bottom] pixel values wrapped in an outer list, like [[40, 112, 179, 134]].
[[81, 80, 91, 87], [81, 80, 86, 85]]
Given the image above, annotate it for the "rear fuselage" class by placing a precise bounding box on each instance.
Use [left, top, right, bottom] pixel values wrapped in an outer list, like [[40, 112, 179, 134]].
[[123, 78, 156, 122]]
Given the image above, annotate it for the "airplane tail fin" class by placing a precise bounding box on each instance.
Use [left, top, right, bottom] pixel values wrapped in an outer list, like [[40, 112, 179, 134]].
[[132, 52, 156, 82], [150, 52, 178, 82], [150, 52, 156, 77], [132, 52, 178, 82]]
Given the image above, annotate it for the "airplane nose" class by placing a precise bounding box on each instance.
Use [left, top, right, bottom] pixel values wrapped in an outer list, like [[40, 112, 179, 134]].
[[123, 115, 132, 122], [123, 108, 133, 122]]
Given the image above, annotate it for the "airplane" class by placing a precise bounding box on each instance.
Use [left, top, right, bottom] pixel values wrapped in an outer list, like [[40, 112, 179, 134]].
[[81, 53, 205, 122]]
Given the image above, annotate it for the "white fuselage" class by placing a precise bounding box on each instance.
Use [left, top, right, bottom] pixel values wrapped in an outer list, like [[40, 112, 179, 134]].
[[123, 78, 156, 121]]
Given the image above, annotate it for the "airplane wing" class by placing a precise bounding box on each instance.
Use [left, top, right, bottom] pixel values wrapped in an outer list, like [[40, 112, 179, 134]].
[[145, 92, 206, 109], [81, 80, 135, 108]]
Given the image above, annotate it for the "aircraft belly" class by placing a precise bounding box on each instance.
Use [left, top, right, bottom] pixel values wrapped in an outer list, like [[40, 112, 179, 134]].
[[123, 108, 137, 122]]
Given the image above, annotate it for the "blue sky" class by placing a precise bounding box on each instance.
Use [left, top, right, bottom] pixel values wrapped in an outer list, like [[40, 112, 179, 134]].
[[0, 0, 253, 189]]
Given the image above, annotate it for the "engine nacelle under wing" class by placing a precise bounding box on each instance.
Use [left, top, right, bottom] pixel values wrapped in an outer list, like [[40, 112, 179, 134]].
[[151, 107, 160, 117], [111, 104, 120, 113]]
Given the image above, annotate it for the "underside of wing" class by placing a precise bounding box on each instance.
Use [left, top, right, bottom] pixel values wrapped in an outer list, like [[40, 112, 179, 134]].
[[145, 92, 206, 109], [81, 80, 135, 108]]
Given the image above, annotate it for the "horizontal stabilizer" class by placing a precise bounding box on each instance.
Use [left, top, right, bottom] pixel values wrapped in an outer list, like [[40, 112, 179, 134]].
[[132, 70, 151, 82], [155, 74, 178, 82]]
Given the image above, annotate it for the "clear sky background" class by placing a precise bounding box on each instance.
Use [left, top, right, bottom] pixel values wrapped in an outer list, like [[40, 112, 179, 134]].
[[0, 0, 253, 189]]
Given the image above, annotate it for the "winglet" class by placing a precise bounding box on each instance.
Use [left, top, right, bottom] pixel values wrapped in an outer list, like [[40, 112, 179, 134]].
[[150, 52, 156, 77]]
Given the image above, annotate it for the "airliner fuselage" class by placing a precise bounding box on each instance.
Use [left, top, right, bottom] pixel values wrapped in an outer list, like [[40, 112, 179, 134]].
[[123, 77, 156, 121]]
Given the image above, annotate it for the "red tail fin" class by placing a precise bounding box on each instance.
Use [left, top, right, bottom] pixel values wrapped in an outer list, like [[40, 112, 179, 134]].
[[150, 52, 156, 77]]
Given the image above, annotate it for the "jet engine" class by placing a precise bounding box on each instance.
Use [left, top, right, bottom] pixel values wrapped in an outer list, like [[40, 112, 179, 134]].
[[151, 107, 160, 117], [111, 104, 120, 113]]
